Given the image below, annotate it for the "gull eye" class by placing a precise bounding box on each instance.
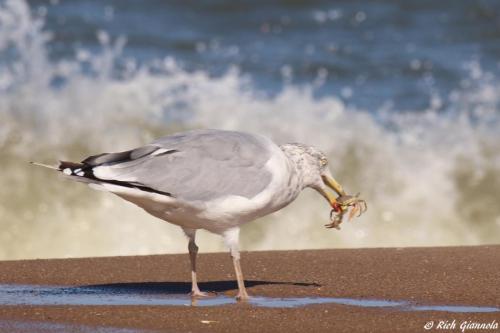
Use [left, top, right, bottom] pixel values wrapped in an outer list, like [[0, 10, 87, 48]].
[[320, 158, 328, 166]]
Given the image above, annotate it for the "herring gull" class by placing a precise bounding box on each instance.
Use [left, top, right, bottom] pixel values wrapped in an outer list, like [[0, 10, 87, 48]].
[[33, 129, 366, 300]]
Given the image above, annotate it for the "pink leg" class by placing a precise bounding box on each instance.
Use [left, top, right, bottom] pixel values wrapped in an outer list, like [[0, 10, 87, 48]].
[[224, 227, 249, 300], [185, 229, 209, 298]]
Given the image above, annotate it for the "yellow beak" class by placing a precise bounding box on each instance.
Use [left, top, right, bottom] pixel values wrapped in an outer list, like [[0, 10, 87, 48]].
[[322, 174, 346, 196], [318, 174, 346, 209]]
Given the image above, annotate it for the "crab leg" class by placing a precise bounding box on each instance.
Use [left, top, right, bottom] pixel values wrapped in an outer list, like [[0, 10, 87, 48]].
[[326, 194, 367, 229]]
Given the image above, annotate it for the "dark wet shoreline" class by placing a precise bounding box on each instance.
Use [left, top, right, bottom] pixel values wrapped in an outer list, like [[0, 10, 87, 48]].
[[0, 246, 498, 332], [0, 284, 499, 313]]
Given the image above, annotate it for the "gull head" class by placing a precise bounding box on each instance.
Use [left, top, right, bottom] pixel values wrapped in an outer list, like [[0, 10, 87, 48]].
[[280, 143, 346, 207]]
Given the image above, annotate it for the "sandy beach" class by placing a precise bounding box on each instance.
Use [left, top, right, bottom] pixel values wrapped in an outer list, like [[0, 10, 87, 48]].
[[0, 245, 498, 332]]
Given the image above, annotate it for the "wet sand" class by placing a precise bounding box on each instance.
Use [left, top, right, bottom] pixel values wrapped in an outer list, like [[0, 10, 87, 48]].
[[0, 246, 498, 332]]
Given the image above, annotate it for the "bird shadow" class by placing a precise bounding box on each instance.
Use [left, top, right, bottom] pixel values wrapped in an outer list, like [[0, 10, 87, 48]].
[[82, 280, 321, 294]]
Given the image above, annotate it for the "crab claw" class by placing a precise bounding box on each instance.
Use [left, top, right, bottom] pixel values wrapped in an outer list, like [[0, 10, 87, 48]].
[[325, 209, 343, 229], [326, 193, 367, 230]]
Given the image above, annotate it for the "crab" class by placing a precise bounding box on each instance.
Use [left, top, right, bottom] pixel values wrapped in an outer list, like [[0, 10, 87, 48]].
[[325, 193, 367, 230]]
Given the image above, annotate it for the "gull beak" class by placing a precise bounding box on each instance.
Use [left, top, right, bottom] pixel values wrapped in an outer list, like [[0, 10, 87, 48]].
[[321, 173, 346, 196], [318, 173, 347, 211]]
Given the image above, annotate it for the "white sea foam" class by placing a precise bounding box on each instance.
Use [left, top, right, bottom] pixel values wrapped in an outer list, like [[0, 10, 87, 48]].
[[0, 0, 499, 259]]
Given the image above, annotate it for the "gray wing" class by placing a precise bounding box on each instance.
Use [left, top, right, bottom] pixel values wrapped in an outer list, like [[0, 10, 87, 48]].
[[87, 129, 274, 201]]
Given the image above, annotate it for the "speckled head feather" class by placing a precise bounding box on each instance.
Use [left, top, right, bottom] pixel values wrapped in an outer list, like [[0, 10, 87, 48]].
[[279, 143, 329, 189]]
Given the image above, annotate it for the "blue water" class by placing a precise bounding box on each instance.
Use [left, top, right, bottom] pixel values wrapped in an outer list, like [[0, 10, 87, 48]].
[[28, 0, 500, 110], [0, 320, 145, 333], [0, 284, 498, 313]]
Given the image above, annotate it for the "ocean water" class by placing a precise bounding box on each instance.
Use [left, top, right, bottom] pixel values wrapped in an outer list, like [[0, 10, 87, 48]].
[[0, 0, 499, 259]]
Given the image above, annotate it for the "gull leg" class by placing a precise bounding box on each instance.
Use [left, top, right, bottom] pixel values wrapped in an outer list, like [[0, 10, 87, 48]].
[[183, 228, 208, 298], [223, 227, 249, 300], [232, 254, 249, 300]]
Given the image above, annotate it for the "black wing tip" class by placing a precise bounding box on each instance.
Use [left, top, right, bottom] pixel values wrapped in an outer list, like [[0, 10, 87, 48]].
[[32, 154, 175, 198], [59, 160, 85, 169], [81, 146, 179, 167]]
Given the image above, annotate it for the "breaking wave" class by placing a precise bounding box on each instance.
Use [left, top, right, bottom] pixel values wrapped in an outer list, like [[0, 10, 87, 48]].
[[0, 0, 499, 259]]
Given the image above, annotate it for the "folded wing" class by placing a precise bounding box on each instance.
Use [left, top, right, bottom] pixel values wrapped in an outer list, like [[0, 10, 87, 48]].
[[88, 130, 274, 202]]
